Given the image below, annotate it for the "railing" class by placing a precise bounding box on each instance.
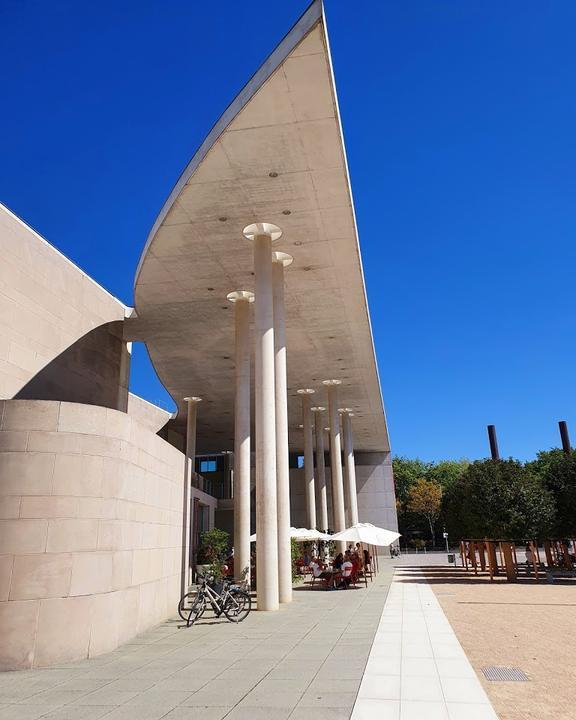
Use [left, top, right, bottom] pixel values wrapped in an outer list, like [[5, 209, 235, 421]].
[[191, 471, 232, 499]]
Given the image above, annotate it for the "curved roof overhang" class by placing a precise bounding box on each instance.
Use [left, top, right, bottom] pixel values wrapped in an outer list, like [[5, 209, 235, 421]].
[[133, 0, 390, 453]]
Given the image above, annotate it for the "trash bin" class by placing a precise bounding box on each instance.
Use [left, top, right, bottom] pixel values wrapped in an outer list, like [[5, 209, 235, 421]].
[[447, 553, 455, 564]]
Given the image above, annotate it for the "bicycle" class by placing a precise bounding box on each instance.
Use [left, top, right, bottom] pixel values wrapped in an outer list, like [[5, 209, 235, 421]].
[[178, 574, 251, 626]]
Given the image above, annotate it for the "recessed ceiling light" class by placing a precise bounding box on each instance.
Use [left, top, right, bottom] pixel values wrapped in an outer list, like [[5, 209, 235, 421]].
[[282, 209, 291, 215], [294, 240, 302, 246], [221, 306, 228, 310], [207, 287, 214, 291], [218, 216, 228, 222], [269, 171, 278, 178], [303, 266, 312, 272]]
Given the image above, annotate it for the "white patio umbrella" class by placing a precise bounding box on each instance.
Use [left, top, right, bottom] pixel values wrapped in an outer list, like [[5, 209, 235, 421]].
[[330, 522, 401, 547], [291, 528, 332, 542], [250, 527, 331, 542]]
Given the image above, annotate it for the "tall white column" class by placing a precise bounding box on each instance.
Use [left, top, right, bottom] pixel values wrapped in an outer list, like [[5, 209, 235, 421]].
[[243, 222, 282, 611], [183, 396, 201, 591], [324, 423, 333, 530], [272, 252, 293, 604], [323, 380, 346, 551], [340, 411, 350, 528], [298, 388, 316, 530], [340, 408, 359, 526], [311, 406, 328, 532], [227, 290, 254, 586]]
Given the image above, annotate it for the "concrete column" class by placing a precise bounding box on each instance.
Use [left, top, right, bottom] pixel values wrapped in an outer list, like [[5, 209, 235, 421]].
[[324, 424, 333, 530], [272, 252, 293, 604], [323, 380, 346, 551], [183, 396, 201, 591], [221, 450, 234, 499], [298, 388, 316, 530], [227, 291, 254, 585], [243, 222, 282, 611], [311, 406, 328, 532], [340, 409, 359, 526]]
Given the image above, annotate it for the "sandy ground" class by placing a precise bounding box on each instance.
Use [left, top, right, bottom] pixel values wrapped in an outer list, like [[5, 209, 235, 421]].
[[397, 563, 576, 720]]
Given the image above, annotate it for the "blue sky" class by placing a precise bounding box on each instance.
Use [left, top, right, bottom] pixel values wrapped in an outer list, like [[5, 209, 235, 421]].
[[1, 1, 575, 462]]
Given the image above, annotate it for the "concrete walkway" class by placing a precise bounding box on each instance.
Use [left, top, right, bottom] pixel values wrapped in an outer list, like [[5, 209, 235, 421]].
[[0, 565, 394, 720], [351, 567, 499, 720]]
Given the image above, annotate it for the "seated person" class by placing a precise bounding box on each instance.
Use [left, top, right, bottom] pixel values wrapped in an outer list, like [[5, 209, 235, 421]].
[[309, 558, 335, 588], [339, 552, 354, 588], [333, 553, 344, 571], [224, 554, 234, 578]]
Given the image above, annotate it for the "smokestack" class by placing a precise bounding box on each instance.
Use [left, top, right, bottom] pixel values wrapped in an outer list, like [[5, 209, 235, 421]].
[[487, 425, 500, 460], [558, 421, 571, 455]]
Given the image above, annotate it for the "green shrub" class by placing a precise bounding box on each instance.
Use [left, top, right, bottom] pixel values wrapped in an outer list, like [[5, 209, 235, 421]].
[[197, 528, 229, 565]]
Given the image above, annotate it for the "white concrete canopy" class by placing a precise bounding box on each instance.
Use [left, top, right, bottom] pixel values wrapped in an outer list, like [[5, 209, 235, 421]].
[[132, 0, 389, 455]]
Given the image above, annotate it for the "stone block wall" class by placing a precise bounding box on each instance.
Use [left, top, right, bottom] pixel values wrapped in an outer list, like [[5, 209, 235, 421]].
[[0, 203, 129, 407], [0, 400, 185, 670]]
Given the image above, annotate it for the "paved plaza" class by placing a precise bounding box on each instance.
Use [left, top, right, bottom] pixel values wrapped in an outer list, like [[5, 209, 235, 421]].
[[0, 565, 394, 720], [0, 561, 516, 720], [353, 567, 499, 720]]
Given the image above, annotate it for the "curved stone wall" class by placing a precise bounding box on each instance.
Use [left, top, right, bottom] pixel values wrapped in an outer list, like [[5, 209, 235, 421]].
[[0, 400, 184, 670]]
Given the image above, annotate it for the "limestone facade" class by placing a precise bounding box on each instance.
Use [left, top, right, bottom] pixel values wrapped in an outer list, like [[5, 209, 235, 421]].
[[0, 399, 186, 670], [0, 204, 128, 404]]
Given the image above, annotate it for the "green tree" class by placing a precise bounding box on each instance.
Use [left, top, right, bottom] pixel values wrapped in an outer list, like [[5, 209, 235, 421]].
[[407, 478, 443, 545], [393, 457, 432, 538], [392, 457, 432, 504], [428, 459, 469, 493], [443, 459, 555, 540], [528, 449, 576, 536]]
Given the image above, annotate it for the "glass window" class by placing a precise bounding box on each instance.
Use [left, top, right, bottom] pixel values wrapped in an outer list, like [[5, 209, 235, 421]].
[[297, 455, 305, 469], [200, 459, 217, 473]]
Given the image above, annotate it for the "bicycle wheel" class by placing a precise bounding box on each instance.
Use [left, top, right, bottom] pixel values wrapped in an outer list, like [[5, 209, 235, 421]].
[[178, 591, 198, 622], [186, 592, 206, 626], [223, 589, 251, 623]]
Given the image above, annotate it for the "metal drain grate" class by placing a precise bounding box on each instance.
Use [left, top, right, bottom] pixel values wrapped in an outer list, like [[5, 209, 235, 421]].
[[482, 666, 530, 682]]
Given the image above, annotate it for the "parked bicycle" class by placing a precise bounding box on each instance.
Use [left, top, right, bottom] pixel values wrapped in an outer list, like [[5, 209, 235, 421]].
[[178, 573, 251, 626]]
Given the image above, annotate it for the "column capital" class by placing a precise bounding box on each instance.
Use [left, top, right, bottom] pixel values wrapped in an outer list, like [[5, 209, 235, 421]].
[[311, 406, 325, 412], [227, 290, 255, 303], [338, 407, 353, 414], [272, 251, 293, 267], [243, 222, 282, 242], [322, 379, 342, 386], [297, 388, 315, 395], [183, 396, 202, 403]]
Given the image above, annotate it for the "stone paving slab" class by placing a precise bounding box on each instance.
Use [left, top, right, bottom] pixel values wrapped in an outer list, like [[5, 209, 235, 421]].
[[0, 565, 394, 720], [350, 568, 500, 720]]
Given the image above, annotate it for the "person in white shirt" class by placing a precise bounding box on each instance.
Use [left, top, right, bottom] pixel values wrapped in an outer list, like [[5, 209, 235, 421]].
[[309, 558, 335, 589], [339, 552, 354, 588]]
